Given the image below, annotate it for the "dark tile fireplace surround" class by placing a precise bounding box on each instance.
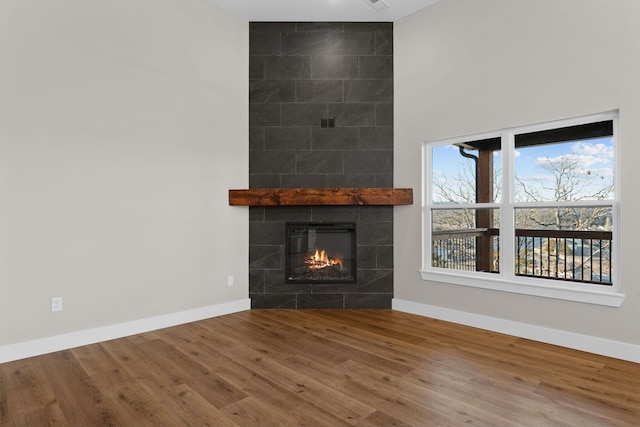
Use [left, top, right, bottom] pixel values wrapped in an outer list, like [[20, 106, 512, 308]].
[[249, 22, 394, 309]]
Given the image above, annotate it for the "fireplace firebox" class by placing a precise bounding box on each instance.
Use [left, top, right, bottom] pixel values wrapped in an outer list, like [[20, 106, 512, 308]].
[[285, 223, 357, 284]]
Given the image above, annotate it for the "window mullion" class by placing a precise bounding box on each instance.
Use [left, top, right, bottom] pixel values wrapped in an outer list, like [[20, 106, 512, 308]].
[[502, 131, 516, 281]]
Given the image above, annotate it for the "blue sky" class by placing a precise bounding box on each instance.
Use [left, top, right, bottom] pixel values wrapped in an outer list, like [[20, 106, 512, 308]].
[[431, 137, 614, 203]]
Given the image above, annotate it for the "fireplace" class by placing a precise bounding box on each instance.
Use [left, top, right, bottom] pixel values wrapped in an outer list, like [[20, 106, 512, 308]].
[[286, 222, 357, 284], [249, 21, 394, 309]]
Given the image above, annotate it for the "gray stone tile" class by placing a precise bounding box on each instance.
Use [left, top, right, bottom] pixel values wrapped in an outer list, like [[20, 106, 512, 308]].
[[329, 103, 376, 127], [250, 294, 297, 309], [250, 103, 280, 126], [375, 31, 393, 56], [265, 56, 311, 80], [327, 32, 374, 55], [250, 22, 296, 33], [281, 174, 329, 188], [344, 23, 393, 32], [281, 103, 328, 126], [250, 150, 296, 174], [297, 80, 344, 102], [311, 206, 359, 222], [312, 56, 358, 79], [357, 245, 376, 269], [249, 269, 264, 293], [345, 80, 393, 103], [250, 80, 296, 103], [377, 246, 394, 270], [249, 127, 265, 151], [311, 283, 357, 294], [248, 22, 396, 310], [357, 269, 393, 293], [265, 127, 312, 151], [250, 56, 265, 80], [359, 56, 393, 79], [249, 207, 265, 221], [375, 174, 393, 187], [297, 22, 344, 32], [312, 127, 358, 151], [282, 32, 328, 55], [344, 294, 392, 309], [250, 221, 285, 245], [297, 294, 344, 309], [264, 206, 312, 222], [265, 271, 312, 294], [249, 174, 281, 188], [249, 246, 282, 270], [375, 103, 393, 126], [359, 126, 393, 150], [344, 151, 392, 175], [297, 151, 344, 174], [360, 206, 393, 222], [250, 31, 281, 55], [358, 221, 393, 246], [326, 174, 377, 187]]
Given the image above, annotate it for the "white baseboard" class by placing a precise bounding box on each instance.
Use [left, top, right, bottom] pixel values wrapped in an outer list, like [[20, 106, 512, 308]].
[[0, 299, 251, 364], [4, 299, 637, 364], [392, 298, 640, 363]]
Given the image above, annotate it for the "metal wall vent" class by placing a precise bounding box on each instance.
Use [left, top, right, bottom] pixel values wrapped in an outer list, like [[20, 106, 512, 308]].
[[362, 0, 390, 12]]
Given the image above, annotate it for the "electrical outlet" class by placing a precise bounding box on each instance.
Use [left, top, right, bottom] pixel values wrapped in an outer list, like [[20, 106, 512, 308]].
[[227, 275, 234, 287], [51, 297, 63, 312]]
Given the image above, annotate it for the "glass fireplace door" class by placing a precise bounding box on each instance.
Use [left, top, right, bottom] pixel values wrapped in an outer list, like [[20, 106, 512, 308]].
[[286, 223, 357, 284]]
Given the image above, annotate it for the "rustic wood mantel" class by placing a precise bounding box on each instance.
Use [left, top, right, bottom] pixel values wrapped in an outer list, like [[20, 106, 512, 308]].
[[228, 188, 413, 206]]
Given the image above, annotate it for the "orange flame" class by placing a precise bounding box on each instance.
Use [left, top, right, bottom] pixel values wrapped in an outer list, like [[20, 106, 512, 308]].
[[305, 248, 343, 271]]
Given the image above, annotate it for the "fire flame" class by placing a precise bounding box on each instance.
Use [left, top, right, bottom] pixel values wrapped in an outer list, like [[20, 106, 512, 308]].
[[305, 248, 343, 271]]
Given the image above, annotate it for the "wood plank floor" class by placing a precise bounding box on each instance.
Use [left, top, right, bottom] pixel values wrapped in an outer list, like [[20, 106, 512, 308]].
[[1, 310, 638, 426]]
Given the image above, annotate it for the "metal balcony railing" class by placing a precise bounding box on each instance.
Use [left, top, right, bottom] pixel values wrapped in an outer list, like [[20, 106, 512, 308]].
[[432, 228, 612, 285]]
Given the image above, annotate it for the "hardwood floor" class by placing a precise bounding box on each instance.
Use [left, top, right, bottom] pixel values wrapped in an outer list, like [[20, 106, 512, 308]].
[[1, 310, 638, 426]]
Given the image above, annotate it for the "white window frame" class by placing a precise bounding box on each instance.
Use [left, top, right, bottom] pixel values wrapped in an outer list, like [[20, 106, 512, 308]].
[[420, 112, 624, 307]]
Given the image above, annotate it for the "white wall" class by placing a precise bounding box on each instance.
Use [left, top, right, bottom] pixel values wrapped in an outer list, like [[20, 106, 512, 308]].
[[395, 0, 640, 347], [0, 0, 248, 347]]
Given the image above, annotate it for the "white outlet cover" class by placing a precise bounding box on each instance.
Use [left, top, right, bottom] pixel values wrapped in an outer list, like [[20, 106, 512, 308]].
[[51, 297, 63, 312]]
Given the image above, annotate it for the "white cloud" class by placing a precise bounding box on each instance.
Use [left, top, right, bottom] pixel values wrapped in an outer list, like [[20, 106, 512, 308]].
[[535, 141, 613, 171], [574, 141, 614, 159]]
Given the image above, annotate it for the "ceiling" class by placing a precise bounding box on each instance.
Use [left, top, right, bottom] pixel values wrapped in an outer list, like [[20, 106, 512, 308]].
[[204, 0, 441, 22]]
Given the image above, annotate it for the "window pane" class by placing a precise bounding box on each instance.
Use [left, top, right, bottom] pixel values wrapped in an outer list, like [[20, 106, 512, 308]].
[[514, 136, 614, 203], [432, 208, 499, 273], [514, 207, 613, 285], [432, 139, 502, 204]]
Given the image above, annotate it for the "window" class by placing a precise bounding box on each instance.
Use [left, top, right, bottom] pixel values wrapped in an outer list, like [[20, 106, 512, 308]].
[[421, 112, 623, 306]]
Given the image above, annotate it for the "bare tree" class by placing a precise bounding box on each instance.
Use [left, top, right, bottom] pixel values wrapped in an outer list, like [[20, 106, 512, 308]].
[[514, 149, 613, 282], [432, 154, 501, 272], [432, 158, 477, 229], [515, 152, 613, 231], [432, 144, 612, 282]]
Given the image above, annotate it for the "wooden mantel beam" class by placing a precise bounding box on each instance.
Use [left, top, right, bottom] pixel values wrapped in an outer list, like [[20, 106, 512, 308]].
[[228, 188, 413, 207]]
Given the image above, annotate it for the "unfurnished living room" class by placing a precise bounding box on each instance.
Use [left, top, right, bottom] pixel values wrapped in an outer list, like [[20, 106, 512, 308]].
[[0, 0, 638, 425]]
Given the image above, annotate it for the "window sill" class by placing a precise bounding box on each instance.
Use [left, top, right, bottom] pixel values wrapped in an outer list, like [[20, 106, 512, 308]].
[[419, 270, 625, 307]]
